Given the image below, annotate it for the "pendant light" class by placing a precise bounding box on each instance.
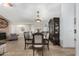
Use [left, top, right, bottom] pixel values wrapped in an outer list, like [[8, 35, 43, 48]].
[[35, 11, 41, 22]]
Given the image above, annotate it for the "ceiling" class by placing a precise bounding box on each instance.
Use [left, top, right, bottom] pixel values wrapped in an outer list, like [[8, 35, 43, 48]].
[[0, 3, 61, 24]]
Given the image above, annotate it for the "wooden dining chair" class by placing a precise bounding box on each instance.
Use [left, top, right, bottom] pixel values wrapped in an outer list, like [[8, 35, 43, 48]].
[[43, 32, 49, 50], [32, 33, 44, 56], [24, 32, 33, 50]]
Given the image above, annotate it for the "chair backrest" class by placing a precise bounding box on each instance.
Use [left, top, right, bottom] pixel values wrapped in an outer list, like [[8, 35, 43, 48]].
[[24, 32, 29, 40], [43, 32, 49, 39], [33, 33, 43, 44], [46, 32, 49, 39], [29, 32, 33, 39]]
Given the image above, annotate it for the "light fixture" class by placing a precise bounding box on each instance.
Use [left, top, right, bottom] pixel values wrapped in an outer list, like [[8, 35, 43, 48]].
[[35, 11, 41, 22], [36, 19, 41, 22]]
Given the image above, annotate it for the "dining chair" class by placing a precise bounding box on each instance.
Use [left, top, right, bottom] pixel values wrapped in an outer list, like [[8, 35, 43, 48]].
[[43, 32, 49, 50], [32, 33, 44, 56], [24, 32, 33, 50]]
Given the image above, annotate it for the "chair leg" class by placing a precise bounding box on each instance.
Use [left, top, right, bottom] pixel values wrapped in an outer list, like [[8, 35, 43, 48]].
[[33, 48, 35, 56], [24, 43, 26, 50], [48, 41, 49, 50], [42, 48, 43, 56], [47, 45, 49, 50]]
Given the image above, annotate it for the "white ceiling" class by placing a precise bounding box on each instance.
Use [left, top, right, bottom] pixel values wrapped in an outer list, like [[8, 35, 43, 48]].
[[0, 3, 61, 24]]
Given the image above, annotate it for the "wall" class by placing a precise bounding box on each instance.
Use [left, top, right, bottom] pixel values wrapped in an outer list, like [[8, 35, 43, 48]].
[[76, 3, 79, 56], [9, 24, 42, 38], [60, 3, 75, 48], [9, 23, 49, 34]]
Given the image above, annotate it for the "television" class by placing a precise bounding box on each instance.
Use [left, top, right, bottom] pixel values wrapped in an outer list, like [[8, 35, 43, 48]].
[[0, 32, 6, 40]]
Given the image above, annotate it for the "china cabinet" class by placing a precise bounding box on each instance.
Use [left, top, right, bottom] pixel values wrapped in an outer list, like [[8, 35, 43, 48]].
[[49, 17, 60, 45]]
